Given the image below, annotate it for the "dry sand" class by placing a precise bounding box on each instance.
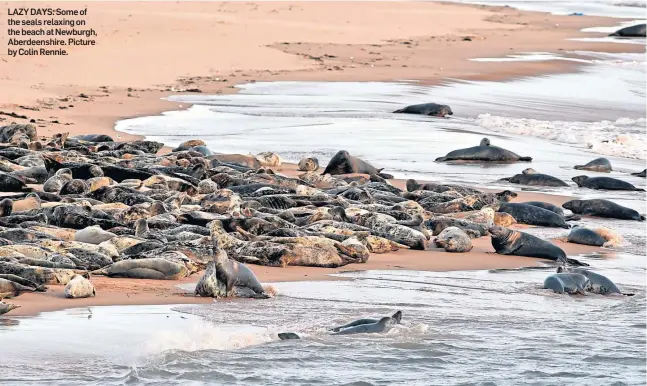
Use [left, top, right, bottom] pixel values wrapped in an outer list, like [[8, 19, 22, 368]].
[[1, 1, 632, 316]]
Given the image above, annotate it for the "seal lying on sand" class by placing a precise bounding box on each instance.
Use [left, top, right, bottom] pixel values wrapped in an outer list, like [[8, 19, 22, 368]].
[[433, 226, 473, 252], [609, 23, 646, 37], [572, 176, 644, 191], [498, 203, 570, 229], [567, 226, 606, 247], [500, 168, 568, 187], [393, 103, 453, 117], [321, 150, 391, 179], [64, 274, 96, 298], [557, 266, 631, 295], [543, 273, 589, 295], [562, 199, 645, 221], [0, 301, 20, 315], [574, 158, 612, 173], [330, 311, 402, 332], [435, 138, 532, 162], [91, 258, 189, 280], [489, 226, 587, 266]]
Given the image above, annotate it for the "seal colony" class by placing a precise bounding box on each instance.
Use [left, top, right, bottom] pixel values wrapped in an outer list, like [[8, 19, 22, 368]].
[[0, 123, 642, 316]]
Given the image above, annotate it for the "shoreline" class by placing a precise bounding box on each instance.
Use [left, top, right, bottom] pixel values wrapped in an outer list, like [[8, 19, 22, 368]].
[[1, 2, 643, 143], [1, 2, 642, 318]]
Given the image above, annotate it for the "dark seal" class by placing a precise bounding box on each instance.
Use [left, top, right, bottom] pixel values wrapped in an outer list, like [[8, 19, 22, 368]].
[[574, 157, 612, 173], [393, 103, 453, 117], [567, 226, 606, 247], [572, 175, 645, 191], [436, 138, 532, 162], [500, 168, 568, 187], [562, 199, 645, 221], [498, 202, 570, 229], [322, 150, 388, 178], [609, 23, 646, 37]]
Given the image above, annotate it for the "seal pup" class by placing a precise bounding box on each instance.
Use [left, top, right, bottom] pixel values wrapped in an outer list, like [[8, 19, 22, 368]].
[[393, 103, 453, 117], [64, 274, 96, 298], [498, 202, 570, 228], [609, 23, 646, 37], [321, 150, 388, 178], [574, 158, 612, 173], [562, 199, 645, 221], [298, 157, 319, 172], [330, 311, 403, 333], [557, 267, 630, 295], [434, 227, 473, 252], [572, 176, 644, 191], [489, 226, 587, 266], [543, 273, 589, 295], [74, 225, 117, 245], [435, 138, 532, 162], [500, 168, 568, 187], [631, 169, 646, 178], [332, 316, 394, 335], [43, 168, 73, 193], [567, 226, 606, 247]]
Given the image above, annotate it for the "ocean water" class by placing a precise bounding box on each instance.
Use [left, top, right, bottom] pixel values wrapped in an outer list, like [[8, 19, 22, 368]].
[[3, 1, 647, 385]]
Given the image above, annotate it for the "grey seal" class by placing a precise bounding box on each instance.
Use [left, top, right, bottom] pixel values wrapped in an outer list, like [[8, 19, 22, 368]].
[[489, 226, 587, 266], [330, 311, 402, 332], [298, 157, 319, 172], [609, 23, 646, 37], [500, 168, 568, 187], [64, 274, 96, 298], [557, 267, 631, 295], [631, 169, 646, 178], [572, 175, 644, 191], [433, 226, 473, 252], [435, 138, 532, 162], [331, 316, 394, 335], [574, 157, 612, 173], [0, 301, 20, 315], [321, 150, 388, 178], [562, 199, 645, 221], [497, 202, 570, 228], [43, 168, 73, 193], [543, 273, 589, 295], [0, 277, 36, 297], [91, 258, 189, 280], [393, 103, 453, 117], [567, 226, 606, 247]]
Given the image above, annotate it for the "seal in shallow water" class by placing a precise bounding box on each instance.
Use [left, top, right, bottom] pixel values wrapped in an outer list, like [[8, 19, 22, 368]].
[[500, 168, 568, 187], [572, 175, 645, 191], [0, 301, 20, 315], [330, 311, 402, 333], [567, 226, 606, 247], [332, 316, 394, 335], [498, 202, 570, 229], [489, 226, 587, 266], [562, 199, 645, 221], [609, 23, 646, 37], [574, 157, 612, 173], [393, 103, 453, 117], [557, 267, 629, 295], [543, 273, 588, 295], [435, 138, 532, 162]]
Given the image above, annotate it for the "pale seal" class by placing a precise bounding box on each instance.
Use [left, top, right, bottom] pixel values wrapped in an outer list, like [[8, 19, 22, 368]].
[[543, 273, 589, 295], [64, 274, 96, 298], [562, 199, 645, 221], [74, 225, 117, 245], [0, 301, 20, 315], [574, 157, 612, 173], [436, 138, 532, 162], [572, 175, 644, 191], [393, 103, 453, 117], [434, 226, 473, 252], [298, 157, 319, 172], [0, 277, 36, 297]]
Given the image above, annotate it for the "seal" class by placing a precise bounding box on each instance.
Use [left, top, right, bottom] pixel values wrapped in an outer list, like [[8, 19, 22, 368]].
[[71, 134, 114, 142], [433, 226, 473, 252], [0, 277, 36, 297], [563, 199, 645, 221], [0, 173, 31, 192], [74, 225, 117, 245], [330, 311, 402, 333], [631, 169, 646, 178], [609, 23, 646, 37], [195, 243, 269, 298], [435, 138, 532, 162], [498, 202, 570, 228], [321, 150, 387, 178], [0, 301, 20, 315], [298, 157, 319, 172], [91, 258, 189, 280], [543, 273, 589, 295], [0, 198, 12, 217], [489, 226, 587, 266], [393, 103, 453, 117], [572, 175, 645, 191], [557, 267, 630, 295], [567, 226, 606, 247], [332, 316, 394, 335], [521, 201, 564, 217], [574, 157, 612, 173], [500, 168, 568, 187], [59, 179, 89, 195], [63, 274, 96, 298]]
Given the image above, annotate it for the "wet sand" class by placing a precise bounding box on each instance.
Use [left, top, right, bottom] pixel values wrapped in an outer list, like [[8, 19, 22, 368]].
[[0, 1, 642, 142]]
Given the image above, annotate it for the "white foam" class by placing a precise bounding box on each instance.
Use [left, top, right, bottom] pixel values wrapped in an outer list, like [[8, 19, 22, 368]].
[[472, 114, 646, 159]]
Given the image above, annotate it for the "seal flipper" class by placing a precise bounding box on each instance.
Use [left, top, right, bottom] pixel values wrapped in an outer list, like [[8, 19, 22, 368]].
[[564, 214, 581, 221], [622, 292, 635, 297], [575, 284, 587, 296], [566, 257, 589, 267], [278, 332, 300, 340], [519, 156, 533, 162]]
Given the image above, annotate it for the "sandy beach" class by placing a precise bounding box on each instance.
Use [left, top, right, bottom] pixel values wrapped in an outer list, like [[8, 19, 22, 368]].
[[0, 2, 642, 318]]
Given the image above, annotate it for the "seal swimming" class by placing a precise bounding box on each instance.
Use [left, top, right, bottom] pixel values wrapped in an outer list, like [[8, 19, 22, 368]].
[[543, 273, 589, 295], [279, 311, 402, 340], [557, 267, 631, 296], [562, 199, 645, 221], [489, 226, 587, 266], [435, 138, 532, 162], [572, 175, 645, 191], [574, 158, 612, 173], [393, 103, 453, 117], [330, 311, 402, 332]]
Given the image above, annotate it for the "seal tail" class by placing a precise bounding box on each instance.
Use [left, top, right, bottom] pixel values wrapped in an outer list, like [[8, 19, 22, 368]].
[[519, 156, 533, 162], [278, 332, 300, 340], [435, 157, 447, 162], [622, 292, 635, 297]]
